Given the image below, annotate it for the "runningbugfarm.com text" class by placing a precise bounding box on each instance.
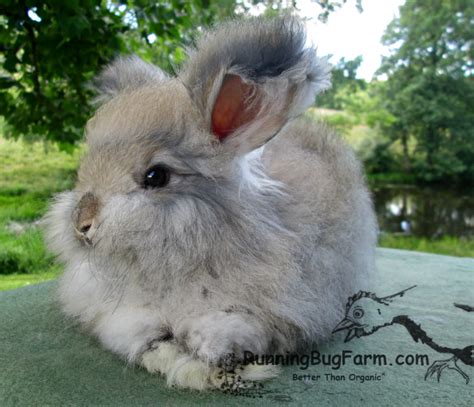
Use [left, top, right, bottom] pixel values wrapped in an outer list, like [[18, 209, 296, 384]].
[[243, 350, 430, 370]]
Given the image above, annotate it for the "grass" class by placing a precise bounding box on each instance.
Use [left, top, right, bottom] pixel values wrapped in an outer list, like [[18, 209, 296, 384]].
[[367, 172, 417, 185], [0, 271, 61, 292], [379, 234, 474, 258], [0, 135, 81, 291], [0, 130, 472, 292]]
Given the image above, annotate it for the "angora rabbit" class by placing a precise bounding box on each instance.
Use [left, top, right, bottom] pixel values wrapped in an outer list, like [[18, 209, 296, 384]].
[[44, 16, 377, 390]]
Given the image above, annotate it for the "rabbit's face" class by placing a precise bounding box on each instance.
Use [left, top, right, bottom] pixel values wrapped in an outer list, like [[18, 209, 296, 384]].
[[78, 79, 216, 200], [45, 18, 331, 284], [51, 81, 229, 279]]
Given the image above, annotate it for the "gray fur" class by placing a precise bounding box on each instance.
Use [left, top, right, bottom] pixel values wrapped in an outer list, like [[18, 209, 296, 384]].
[[93, 55, 168, 105], [43, 16, 377, 388]]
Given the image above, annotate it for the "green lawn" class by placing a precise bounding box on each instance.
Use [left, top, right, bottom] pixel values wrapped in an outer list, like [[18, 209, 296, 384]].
[[0, 134, 472, 292], [0, 135, 81, 290], [0, 271, 61, 292], [378, 234, 474, 258]]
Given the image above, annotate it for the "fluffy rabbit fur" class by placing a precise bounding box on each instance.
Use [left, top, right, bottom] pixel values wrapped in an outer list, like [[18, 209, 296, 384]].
[[44, 16, 377, 390]]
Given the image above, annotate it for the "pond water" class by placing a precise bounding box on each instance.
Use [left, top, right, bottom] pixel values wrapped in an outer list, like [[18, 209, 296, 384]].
[[371, 184, 474, 238]]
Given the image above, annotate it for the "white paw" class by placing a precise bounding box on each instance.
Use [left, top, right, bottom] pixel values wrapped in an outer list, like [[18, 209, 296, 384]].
[[141, 342, 212, 390], [141, 341, 281, 391]]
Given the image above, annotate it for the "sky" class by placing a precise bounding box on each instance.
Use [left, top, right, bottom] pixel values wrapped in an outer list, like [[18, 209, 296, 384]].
[[250, 0, 406, 81], [301, 0, 405, 80]]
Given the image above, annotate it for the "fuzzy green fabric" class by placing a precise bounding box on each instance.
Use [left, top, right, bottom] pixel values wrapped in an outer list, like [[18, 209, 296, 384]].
[[1, 248, 473, 406]]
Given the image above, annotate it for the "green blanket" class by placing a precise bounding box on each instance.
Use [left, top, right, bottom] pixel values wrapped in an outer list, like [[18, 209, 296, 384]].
[[1, 248, 473, 406]]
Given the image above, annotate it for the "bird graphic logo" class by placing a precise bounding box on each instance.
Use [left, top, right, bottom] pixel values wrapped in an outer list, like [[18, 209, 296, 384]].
[[333, 285, 474, 384]]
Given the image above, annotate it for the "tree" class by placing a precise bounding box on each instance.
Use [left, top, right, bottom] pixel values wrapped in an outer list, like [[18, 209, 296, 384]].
[[0, 1, 126, 144], [317, 56, 366, 109], [378, 0, 474, 183], [0, 0, 237, 144], [114, 0, 237, 73], [0, 0, 362, 144]]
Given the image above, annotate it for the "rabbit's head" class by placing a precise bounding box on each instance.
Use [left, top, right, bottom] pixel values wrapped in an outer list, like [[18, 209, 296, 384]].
[[44, 17, 331, 287]]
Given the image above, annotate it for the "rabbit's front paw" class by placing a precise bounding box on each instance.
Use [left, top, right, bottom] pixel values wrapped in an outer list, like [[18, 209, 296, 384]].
[[178, 311, 267, 367]]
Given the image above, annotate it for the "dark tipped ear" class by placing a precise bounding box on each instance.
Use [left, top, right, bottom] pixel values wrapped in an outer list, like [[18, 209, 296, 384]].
[[180, 16, 331, 155], [93, 55, 168, 104]]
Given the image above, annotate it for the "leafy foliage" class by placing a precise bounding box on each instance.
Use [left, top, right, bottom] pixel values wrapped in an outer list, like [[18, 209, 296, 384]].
[[0, 0, 237, 144], [317, 57, 398, 175], [312, 0, 362, 22], [317, 56, 366, 109], [378, 0, 474, 183], [0, 1, 126, 144], [112, 0, 238, 73]]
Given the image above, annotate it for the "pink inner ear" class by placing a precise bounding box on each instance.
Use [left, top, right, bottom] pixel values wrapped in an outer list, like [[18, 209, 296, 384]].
[[211, 74, 260, 141]]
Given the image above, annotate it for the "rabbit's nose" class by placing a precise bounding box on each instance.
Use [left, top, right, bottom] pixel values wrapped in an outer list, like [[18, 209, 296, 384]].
[[76, 218, 96, 246], [74, 192, 100, 246]]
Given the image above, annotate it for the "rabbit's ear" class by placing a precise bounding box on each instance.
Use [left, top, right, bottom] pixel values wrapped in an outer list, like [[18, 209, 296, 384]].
[[93, 55, 167, 104], [181, 16, 331, 155]]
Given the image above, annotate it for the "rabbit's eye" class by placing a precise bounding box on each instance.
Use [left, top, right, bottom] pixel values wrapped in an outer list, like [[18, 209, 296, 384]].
[[143, 165, 171, 189]]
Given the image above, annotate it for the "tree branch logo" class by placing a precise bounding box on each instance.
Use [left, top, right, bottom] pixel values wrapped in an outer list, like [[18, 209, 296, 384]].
[[332, 285, 473, 384], [222, 285, 473, 400]]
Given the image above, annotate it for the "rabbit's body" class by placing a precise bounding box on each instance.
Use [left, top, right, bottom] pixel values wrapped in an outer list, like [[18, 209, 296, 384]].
[[45, 17, 376, 390]]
